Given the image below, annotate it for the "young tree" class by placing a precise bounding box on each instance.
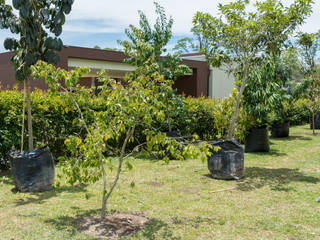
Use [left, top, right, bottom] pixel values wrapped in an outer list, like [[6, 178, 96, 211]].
[[32, 61, 212, 219], [297, 31, 320, 134], [120, 2, 191, 132], [193, 0, 313, 139], [0, 0, 74, 151]]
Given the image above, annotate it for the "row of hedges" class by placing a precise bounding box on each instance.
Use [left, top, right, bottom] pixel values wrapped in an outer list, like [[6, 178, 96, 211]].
[[0, 89, 311, 169]]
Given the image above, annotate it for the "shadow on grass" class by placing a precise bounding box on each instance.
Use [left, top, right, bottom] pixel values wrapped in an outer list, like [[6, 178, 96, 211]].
[[270, 135, 312, 141], [46, 208, 180, 240], [45, 209, 100, 239], [14, 184, 88, 206], [245, 149, 287, 157], [140, 219, 181, 240], [237, 167, 320, 192]]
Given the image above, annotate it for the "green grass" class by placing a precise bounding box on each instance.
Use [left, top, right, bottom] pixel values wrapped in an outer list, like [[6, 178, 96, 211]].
[[0, 125, 320, 240]]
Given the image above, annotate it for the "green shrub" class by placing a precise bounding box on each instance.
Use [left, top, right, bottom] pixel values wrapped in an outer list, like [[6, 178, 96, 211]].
[[0, 88, 309, 170], [180, 89, 254, 143], [285, 98, 311, 126], [0, 89, 93, 170]]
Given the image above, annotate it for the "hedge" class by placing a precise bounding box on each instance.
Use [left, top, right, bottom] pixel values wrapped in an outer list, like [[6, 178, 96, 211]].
[[0, 89, 310, 170]]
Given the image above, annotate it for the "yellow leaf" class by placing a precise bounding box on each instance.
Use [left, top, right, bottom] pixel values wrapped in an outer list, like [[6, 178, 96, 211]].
[[104, 134, 109, 141], [65, 107, 69, 113], [76, 138, 82, 146]]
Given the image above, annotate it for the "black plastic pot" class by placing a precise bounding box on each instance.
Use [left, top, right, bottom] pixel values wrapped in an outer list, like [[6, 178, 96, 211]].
[[310, 114, 320, 130], [207, 140, 244, 180], [9, 146, 55, 192], [245, 126, 270, 152], [271, 121, 289, 138]]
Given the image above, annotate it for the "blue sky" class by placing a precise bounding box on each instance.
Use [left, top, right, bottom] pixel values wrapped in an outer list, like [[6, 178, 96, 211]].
[[0, 0, 319, 52]]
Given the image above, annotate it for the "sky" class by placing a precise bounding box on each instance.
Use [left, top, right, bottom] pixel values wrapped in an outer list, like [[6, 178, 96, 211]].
[[0, 0, 319, 52]]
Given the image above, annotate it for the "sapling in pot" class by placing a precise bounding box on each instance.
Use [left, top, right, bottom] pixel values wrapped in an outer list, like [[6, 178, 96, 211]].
[[297, 31, 320, 134], [0, 0, 74, 192], [193, 0, 312, 172]]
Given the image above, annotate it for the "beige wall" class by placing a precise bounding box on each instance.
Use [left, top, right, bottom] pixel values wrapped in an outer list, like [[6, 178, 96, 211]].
[[209, 66, 235, 99], [182, 54, 235, 99]]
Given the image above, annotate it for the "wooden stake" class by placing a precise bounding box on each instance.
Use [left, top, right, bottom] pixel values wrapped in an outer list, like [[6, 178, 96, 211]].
[[20, 81, 26, 152], [26, 78, 34, 151]]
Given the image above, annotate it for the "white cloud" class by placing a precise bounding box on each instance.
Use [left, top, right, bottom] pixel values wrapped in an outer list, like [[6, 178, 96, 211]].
[[0, 0, 319, 51], [66, 0, 319, 34]]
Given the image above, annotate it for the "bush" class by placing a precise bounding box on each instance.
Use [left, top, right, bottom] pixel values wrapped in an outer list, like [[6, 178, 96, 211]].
[[285, 98, 311, 126], [182, 90, 254, 142], [0, 89, 95, 170], [0, 88, 309, 170]]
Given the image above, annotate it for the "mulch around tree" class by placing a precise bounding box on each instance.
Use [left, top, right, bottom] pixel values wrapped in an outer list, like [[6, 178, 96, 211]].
[[77, 212, 151, 239]]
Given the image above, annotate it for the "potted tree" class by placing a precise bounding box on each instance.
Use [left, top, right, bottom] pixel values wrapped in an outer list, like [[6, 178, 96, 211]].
[[270, 100, 290, 138], [0, 0, 74, 192], [193, 0, 312, 173], [243, 59, 281, 152], [297, 31, 320, 133]]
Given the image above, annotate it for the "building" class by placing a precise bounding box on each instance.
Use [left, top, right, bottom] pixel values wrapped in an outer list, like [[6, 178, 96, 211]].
[[181, 53, 235, 99], [0, 46, 235, 98]]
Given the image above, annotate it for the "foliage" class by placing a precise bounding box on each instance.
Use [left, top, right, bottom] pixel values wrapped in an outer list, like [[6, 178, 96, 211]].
[[173, 25, 209, 54], [0, 0, 73, 81], [0, 89, 92, 170], [193, 0, 313, 139], [173, 37, 199, 54], [297, 31, 320, 74], [32, 61, 213, 218], [0, 88, 310, 170], [297, 31, 320, 133], [0, 0, 74, 151], [242, 58, 282, 126], [120, 2, 191, 131], [183, 89, 254, 143]]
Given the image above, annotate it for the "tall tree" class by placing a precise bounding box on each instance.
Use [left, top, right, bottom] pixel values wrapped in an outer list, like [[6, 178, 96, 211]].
[[0, 0, 74, 151], [193, 0, 313, 139], [297, 31, 320, 134], [173, 25, 208, 54], [120, 2, 191, 132]]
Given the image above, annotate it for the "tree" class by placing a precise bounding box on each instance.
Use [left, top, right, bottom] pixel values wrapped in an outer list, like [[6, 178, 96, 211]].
[[32, 61, 213, 219], [0, 0, 74, 151], [193, 0, 313, 139], [297, 31, 320, 134], [173, 37, 199, 54], [120, 2, 191, 132], [173, 25, 208, 54]]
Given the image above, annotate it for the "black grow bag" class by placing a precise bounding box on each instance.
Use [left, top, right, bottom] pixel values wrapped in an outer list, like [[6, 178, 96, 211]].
[[9, 146, 54, 192], [310, 114, 320, 130], [245, 126, 270, 152], [271, 121, 289, 138], [207, 140, 244, 180]]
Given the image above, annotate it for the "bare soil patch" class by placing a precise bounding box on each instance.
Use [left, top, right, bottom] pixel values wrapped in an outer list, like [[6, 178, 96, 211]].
[[178, 187, 200, 195], [77, 212, 151, 239]]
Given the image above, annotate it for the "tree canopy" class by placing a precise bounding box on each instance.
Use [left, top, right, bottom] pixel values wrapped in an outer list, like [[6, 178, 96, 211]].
[[193, 0, 313, 139]]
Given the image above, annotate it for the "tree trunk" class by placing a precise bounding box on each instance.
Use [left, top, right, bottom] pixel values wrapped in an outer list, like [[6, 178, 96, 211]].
[[100, 125, 135, 219], [166, 95, 172, 132], [312, 112, 315, 135], [100, 157, 108, 219], [26, 78, 34, 151], [21, 81, 26, 152], [228, 62, 249, 140]]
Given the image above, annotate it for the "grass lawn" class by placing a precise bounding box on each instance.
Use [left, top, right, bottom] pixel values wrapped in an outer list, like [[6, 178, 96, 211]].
[[0, 125, 320, 240]]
